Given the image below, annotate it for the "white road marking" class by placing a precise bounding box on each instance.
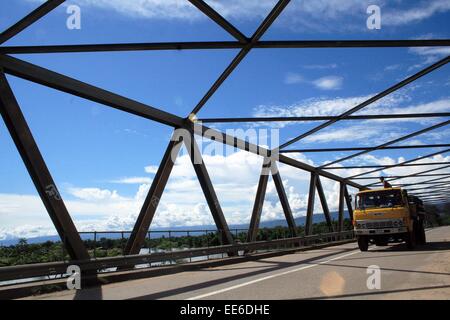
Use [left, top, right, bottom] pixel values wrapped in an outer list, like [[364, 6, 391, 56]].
[[186, 250, 360, 300]]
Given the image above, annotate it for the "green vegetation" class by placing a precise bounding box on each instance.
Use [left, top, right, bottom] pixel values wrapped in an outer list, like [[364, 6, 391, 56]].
[[425, 202, 450, 226], [0, 220, 351, 267]]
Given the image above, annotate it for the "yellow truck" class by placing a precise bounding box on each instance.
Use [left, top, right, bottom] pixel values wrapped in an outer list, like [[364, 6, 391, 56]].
[[353, 187, 426, 251]]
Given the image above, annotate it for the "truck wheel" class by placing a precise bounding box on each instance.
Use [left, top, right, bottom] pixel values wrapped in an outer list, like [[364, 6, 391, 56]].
[[405, 229, 416, 250], [357, 236, 369, 252], [419, 222, 426, 245], [414, 220, 426, 245]]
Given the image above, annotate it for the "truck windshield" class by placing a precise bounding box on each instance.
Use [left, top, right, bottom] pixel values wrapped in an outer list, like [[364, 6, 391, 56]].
[[356, 190, 403, 209]]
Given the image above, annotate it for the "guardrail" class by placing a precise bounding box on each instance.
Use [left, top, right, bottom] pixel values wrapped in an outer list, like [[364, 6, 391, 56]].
[[77, 228, 251, 258], [0, 230, 354, 284]]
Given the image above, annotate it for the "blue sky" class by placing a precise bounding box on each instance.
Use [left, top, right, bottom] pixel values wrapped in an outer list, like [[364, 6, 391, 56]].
[[0, 0, 449, 240]]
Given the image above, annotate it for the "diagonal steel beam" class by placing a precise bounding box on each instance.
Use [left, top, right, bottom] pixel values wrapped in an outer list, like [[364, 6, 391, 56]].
[[124, 136, 183, 255], [315, 176, 334, 232], [322, 120, 450, 168], [355, 168, 450, 181], [327, 162, 450, 170], [187, 0, 248, 43], [364, 164, 450, 187], [201, 113, 450, 124], [420, 194, 450, 199], [305, 173, 317, 235], [195, 123, 367, 190], [247, 159, 271, 243], [271, 161, 297, 236], [190, 0, 291, 115], [0, 70, 89, 260], [345, 148, 450, 179], [184, 130, 234, 245], [406, 184, 450, 192], [0, 0, 65, 44], [410, 190, 450, 196], [344, 185, 354, 222], [0, 53, 367, 194], [391, 177, 450, 187], [279, 56, 450, 149], [0, 54, 184, 128], [281, 144, 450, 153]]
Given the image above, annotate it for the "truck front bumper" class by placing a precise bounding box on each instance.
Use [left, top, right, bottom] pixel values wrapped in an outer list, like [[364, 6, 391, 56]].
[[354, 227, 407, 235]]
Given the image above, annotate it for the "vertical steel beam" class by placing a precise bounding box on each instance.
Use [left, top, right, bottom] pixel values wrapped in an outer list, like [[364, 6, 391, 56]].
[[247, 159, 271, 242], [344, 186, 354, 222], [271, 161, 297, 236], [305, 173, 317, 235], [124, 136, 183, 255], [184, 131, 234, 245], [338, 182, 345, 232], [0, 0, 65, 44], [0, 71, 89, 260], [316, 176, 335, 232]]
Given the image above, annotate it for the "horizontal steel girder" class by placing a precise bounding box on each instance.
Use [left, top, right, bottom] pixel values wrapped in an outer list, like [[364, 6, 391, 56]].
[[2, 40, 450, 54]]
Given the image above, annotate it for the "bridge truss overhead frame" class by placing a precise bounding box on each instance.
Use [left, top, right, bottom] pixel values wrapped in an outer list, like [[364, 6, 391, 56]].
[[0, 0, 449, 263]]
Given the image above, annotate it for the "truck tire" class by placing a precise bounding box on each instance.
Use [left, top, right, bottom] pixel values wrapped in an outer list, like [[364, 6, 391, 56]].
[[405, 228, 416, 250], [418, 221, 426, 245], [357, 236, 369, 251], [413, 220, 426, 245]]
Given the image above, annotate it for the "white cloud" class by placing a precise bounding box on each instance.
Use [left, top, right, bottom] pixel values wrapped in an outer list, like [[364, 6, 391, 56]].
[[253, 92, 450, 129], [25, 0, 450, 32], [111, 177, 153, 184], [313, 76, 343, 90], [284, 73, 344, 90], [383, 0, 450, 26], [2, 149, 449, 240], [407, 33, 450, 70], [284, 72, 305, 85], [303, 64, 338, 70], [144, 165, 159, 174], [68, 187, 124, 201], [0, 150, 332, 240], [303, 124, 404, 145]]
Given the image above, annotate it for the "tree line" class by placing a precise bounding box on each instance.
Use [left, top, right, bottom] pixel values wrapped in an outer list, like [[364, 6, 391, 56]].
[[0, 220, 350, 267]]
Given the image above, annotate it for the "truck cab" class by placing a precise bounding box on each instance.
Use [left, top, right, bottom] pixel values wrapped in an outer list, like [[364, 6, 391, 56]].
[[353, 187, 426, 251]]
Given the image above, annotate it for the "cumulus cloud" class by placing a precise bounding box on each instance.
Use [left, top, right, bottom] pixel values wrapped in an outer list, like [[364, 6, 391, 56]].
[[0, 150, 332, 240], [110, 177, 153, 184], [68, 187, 124, 201], [383, 0, 450, 26], [303, 124, 403, 145], [313, 76, 343, 90], [25, 0, 450, 31], [284, 73, 344, 90], [284, 72, 305, 85], [253, 91, 450, 131], [2, 148, 450, 240]]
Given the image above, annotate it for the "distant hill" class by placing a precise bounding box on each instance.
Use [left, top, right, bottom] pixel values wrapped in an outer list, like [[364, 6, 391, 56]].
[[0, 212, 344, 246]]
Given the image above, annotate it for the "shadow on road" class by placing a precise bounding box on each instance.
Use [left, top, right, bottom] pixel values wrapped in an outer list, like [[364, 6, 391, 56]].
[[369, 241, 450, 253], [312, 260, 450, 277], [302, 284, 450, 300], [126, 246, 357, 300]]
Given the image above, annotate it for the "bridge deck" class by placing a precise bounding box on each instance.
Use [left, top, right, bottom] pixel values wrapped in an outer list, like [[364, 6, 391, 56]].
[[23, 226, 450, 300]]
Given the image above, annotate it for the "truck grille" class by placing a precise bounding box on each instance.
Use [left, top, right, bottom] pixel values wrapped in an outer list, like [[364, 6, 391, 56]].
[[356, 219, 403, 229]]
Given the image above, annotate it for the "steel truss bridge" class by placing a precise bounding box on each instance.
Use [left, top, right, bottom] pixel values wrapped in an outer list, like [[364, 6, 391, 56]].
[[0, 0, 449, 289]]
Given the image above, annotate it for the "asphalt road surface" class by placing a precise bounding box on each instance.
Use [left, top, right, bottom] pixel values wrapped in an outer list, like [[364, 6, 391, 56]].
[[25, 226, 450, 300]]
